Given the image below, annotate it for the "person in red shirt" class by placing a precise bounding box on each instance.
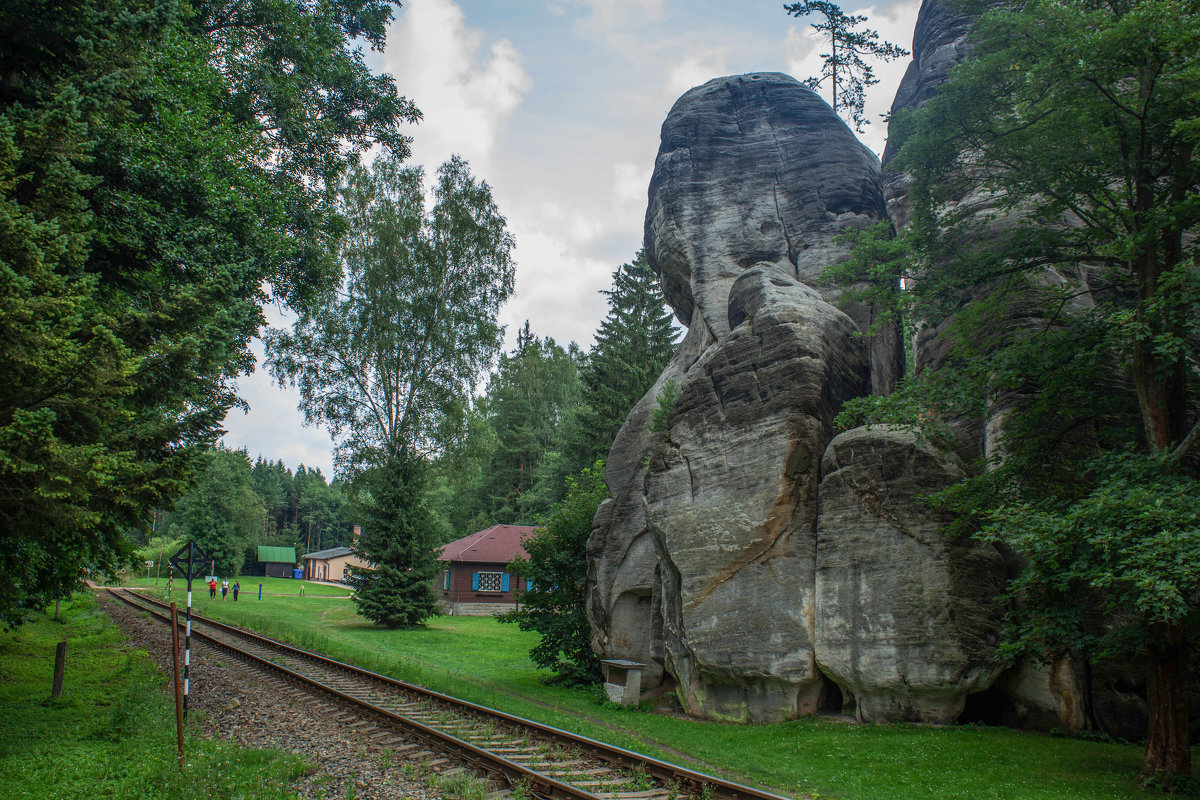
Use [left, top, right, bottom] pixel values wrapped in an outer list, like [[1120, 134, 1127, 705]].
[[208, 578, 217, 599]]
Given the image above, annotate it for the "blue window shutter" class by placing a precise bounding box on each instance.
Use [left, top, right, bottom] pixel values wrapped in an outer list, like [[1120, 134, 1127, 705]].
[[500, 573, 510, 592], [525, 579, 533, 593], [471, 572, 480, 591]]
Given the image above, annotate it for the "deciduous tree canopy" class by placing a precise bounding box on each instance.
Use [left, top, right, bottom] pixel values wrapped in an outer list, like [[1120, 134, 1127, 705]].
[[833, 0, 1200, 782], [0, 0, 415, 627], [267, 153, 515, 627]]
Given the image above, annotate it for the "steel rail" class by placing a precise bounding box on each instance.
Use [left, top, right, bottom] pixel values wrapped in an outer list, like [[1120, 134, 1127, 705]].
[[107, 588, 603, 800], [116, 587, 796, 800]]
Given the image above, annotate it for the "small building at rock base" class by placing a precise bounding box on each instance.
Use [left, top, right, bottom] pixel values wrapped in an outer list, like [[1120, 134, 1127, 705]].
[[437, 525, 538, 616]]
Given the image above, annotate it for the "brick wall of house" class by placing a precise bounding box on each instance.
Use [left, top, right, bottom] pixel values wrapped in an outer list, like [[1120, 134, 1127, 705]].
[[437, 561, 527, 613]]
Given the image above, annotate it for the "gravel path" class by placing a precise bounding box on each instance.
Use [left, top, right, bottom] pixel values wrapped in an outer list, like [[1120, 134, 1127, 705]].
[[99, 591, 457, 800]]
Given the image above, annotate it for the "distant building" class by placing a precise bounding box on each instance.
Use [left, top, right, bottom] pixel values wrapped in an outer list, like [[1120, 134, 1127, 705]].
[[302, 525, 371, 583], [302, 546, 370, 583], [437, 524, 538, 616], [256, 546, 297, 578]]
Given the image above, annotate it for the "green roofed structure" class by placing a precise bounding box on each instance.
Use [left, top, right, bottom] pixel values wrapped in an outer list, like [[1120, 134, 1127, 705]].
[[257, 546, 297, 578]]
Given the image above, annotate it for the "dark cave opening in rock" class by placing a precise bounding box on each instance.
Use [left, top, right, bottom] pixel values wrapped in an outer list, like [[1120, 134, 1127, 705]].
[[959, 686, 1010, 726], [817, 673, 846, 715]]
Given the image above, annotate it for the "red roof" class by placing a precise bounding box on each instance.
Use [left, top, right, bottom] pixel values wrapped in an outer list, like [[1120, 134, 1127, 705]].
[[438, 524, 540, 564]]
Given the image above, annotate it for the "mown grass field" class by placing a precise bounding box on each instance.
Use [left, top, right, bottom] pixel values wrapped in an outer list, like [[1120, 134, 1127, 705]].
[[0, 592, 308, 800], [119, 576, 1175, 800]]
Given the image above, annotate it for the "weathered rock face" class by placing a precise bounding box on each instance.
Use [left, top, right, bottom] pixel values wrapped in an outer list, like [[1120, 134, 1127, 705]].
[[649, 272, 869, 721], [588, 74, 886, 722], [645, 72, 904, 394], [588, 0, 1165, 738], [815, 426, 1007, 722], [879, 0, 1147, 737]]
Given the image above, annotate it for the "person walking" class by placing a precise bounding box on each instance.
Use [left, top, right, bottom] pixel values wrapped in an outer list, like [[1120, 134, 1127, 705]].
[[208, 578, 217, 599], [221, 578, 229, 600], [232, 581, 240, 602]]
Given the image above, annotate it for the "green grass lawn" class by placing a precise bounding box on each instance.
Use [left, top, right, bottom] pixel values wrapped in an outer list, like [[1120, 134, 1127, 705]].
[[121, 574, 353, 597], [122, 581, 1171, 800], [0, 592, 308, 800]]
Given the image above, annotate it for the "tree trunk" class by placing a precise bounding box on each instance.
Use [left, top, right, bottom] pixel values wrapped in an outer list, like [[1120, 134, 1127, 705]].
[[1141, 622, 1191, 785]]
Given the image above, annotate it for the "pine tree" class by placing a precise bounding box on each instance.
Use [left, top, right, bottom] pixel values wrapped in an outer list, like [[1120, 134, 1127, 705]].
[[785, 1, 908, 131]]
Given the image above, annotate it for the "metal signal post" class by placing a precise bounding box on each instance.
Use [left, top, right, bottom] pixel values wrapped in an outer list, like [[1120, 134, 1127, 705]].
[[168, 541, 211, 722]]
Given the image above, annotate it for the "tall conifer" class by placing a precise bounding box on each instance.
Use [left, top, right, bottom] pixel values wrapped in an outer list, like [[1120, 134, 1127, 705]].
[[564, 250, 678, 474]]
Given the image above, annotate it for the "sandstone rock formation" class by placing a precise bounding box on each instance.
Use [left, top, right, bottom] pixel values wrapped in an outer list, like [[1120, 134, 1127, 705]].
[[588, 73, 933, 723], [815, 426, 1006, 722], [588, 1, 1149, 734]]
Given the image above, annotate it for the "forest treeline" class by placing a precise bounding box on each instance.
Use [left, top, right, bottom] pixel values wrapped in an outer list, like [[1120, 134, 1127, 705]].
[[139, 251, 677, 577]]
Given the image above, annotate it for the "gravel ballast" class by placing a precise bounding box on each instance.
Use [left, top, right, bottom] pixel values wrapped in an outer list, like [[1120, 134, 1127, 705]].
[[99, 590, 465, 800]]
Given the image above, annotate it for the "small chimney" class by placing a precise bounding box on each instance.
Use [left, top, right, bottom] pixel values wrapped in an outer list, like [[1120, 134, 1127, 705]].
[[352, 524, 361, 545]]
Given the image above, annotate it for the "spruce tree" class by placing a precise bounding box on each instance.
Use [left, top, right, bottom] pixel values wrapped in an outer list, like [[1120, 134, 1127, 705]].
[[351, 455, 439, 627], [478, 323, 583, 522], [562, 250, 678, 476]]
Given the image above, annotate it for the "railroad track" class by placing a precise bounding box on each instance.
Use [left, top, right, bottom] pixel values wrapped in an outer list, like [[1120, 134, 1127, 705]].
[[108, 588, 795, 800]]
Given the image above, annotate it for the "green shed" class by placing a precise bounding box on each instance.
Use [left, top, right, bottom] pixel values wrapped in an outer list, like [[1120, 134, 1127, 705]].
[[257, 546, 297, 578]]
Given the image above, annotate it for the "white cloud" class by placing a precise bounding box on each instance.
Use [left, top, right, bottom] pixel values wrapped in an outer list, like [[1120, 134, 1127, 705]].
[[665, 49, 730, 97], [221, 307, 337, 476], [498, 216, 613, 350], [386, 0, 531, 173], [613, 161, 651, 209], [566, 0, 666, 32]]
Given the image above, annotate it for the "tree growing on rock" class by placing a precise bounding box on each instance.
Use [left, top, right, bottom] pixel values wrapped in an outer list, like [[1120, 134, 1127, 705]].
[[784, 1, 908, 131], [833, 0, 1200, 784], [266, 153, 514, 627]]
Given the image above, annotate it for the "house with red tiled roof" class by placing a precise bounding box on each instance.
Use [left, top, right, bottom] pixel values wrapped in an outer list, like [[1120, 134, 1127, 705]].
[[436, 524, 539, 616]]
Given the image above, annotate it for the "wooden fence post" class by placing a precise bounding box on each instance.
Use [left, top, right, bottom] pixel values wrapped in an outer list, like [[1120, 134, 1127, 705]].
[[171, 602, 185, 769]]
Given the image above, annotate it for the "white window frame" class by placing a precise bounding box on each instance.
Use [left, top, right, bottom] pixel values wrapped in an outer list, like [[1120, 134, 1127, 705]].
[[477, 571, 503, 592]]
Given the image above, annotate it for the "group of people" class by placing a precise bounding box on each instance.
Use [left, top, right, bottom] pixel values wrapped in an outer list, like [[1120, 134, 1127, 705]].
[[207, 577, 240, 601]]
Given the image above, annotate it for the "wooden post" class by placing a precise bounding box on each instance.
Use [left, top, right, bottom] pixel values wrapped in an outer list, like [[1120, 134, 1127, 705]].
[[171, 602, 184, 769], [51, 640, 67, 697]]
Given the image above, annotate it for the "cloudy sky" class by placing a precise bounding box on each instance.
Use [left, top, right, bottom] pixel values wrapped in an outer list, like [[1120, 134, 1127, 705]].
[[222, 0, 921, 476]]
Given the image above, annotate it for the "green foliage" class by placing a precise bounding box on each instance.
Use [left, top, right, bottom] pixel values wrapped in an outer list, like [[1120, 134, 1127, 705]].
[[168, 447, 265, 576], [426, 249, 675, 538], [962, 454, 1200, 663], [648, 380, 681, 438], [501, 461, 608, 685], [266, 152, 513, 625], [829, 0, 1200, 780], [351, 455, 440, 627], [564, 250, 679, 473], [266, 153, 514, 476], [0, 0, 414, 627], [475, 323, 583, 523], [784, 1, 908, 131], [0, 593, 308, 798]]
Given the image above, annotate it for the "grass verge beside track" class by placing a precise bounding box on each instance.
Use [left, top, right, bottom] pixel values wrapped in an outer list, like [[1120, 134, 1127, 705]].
[[123, 579, 1174, 800], [0, 592, 308, 800]]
